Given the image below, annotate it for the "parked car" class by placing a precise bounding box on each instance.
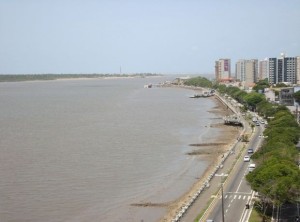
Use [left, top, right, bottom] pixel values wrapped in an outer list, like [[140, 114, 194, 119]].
[[244, 156, 250, 162]]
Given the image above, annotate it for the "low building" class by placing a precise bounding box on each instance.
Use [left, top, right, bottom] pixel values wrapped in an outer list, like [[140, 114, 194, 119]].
[[279, 87, 294, 106]]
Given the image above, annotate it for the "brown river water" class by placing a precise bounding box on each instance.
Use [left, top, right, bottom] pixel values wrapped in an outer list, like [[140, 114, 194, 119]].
[[0, 77, 223, 222]]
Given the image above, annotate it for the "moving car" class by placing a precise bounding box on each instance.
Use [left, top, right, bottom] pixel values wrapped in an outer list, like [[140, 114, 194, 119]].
[[247, 148, 254, 154], [248, 163, 256, 172], [244, 156, 250, 162]]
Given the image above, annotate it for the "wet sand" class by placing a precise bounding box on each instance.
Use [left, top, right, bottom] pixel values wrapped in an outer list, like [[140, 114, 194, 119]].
[[159, 96, 241, 222]]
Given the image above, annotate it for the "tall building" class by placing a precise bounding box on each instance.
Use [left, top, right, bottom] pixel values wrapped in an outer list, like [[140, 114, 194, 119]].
[[284, 56, 297, 83], [235, 60, 245, 81], [215, 59, 231, 82], [258, 59, 268, 81], [297, 56, 300, 85], [235, 59, 258, 86], [268, 53, 297, 85], [268, 58, 277, 84]]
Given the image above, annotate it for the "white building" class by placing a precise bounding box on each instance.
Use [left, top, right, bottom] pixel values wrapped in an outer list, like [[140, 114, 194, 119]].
[[258, 58, 268, 81], [235, 59, 258, 86], [215, 59, 231, 82]]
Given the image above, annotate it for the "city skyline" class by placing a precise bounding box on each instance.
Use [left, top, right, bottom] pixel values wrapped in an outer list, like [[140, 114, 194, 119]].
[[0, 0, 300, 74]]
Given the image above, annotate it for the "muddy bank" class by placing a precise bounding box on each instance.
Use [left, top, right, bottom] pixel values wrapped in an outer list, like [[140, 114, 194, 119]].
[[159, 96, 242, 222]]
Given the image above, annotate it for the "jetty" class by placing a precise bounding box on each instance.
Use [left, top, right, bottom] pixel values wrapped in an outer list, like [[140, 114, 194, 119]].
[[189, 90, 215, 98], [223, 114, 243, 126]]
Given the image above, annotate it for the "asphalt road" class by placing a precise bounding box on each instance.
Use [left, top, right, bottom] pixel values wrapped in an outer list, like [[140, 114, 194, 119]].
[[206, 124, 264, 222]]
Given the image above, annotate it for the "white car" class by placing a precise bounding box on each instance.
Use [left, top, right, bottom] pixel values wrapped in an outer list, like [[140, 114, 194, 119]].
[[244, 156, 250, 162], [248, 163, 256, 172]]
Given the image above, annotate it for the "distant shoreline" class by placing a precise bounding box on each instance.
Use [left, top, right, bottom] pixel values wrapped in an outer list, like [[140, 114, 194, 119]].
[[0, 73, 162, 82]]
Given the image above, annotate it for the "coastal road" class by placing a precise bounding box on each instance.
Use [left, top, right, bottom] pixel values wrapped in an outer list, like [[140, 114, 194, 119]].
[[206, 124, 264, 222]]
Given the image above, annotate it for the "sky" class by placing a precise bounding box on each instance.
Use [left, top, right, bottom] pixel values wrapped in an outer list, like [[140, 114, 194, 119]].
[[0, 0, 300, 74]]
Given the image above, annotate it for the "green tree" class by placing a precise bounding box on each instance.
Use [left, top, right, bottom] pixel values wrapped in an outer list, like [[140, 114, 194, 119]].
[[243, 92, 265, 110], [253, 79, 270, 92], [246, 159, 300, 204], [293, 90, 300, 104], [183, 76, 212, 88]]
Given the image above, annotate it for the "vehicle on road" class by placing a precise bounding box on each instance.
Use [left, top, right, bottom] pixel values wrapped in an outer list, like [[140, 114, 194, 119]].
[[247, 148, 254, 154], [248, 163, 256, 172], [244, 156, 250, 162]]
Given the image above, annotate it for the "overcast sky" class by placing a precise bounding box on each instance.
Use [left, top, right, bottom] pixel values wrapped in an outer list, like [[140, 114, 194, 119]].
[[0, 0, 299, 74]]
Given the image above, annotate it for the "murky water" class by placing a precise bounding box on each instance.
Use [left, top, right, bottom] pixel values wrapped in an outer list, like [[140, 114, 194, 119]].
[[0, 77, 222, 222]]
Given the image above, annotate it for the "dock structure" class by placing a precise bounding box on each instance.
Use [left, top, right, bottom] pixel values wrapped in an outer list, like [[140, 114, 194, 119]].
[[223, 115, 243, 126]]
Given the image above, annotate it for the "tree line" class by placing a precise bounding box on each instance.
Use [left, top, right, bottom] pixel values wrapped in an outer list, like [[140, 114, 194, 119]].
[[0, 73, 161, 82]]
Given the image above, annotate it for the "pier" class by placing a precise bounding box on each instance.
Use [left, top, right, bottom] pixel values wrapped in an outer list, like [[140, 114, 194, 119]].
[[223, 114, 243, 126]]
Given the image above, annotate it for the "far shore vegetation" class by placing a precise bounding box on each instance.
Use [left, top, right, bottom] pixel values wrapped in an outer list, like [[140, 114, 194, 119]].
[[0, 73, 161, 82]]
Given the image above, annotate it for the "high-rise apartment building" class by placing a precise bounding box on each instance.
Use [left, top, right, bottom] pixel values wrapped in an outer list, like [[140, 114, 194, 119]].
[[284, 57, 297, 83], [258, 59, 268, 81], [235, 60, 245, 81], [268, 53, 297, 84], [215, 59, 231, 81], [269, 58, 277, 84], [297, 57, 300, 85], [235, 59, 258, 86]]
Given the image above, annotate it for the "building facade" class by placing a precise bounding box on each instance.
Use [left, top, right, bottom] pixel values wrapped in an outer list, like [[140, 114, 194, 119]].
[[268, 54, 297, 85], [235, 59, 258, 86], [284, 57, 297, 83], [279, 87, 294, 106], [258, 59, 268, 81], [268, 58, 277, 84], [235, 59, 245, 81], [297, 57, 300, 85], [215, 59, 231, 82]]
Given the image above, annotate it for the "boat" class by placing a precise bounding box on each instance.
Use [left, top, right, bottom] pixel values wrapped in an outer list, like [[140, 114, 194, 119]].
[[144, 84, 152, 88], [189, 92, 213, 98], [189, 94, 202, 98]]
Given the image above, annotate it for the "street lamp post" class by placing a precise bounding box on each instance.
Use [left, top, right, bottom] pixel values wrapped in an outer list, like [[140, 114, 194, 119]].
[[215, 173, 228, 222]]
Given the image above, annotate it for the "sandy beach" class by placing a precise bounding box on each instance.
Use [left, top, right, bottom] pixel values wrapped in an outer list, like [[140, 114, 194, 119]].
[[159, 95, 242, 222]]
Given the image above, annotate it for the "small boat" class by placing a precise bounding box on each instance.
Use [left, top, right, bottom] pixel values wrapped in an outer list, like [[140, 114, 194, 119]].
[[189, 91, 213, 98], [189, 94, 202, 98], [144, 84, 152, 88]]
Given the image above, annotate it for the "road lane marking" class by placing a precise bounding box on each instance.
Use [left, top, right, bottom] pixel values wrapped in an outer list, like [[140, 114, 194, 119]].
[[227, 192, 252, 195], [238, 195, 241, 199], [234, 195, 237, 199], [243, 196, 246, 200], [235, 178, 244, 192]]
